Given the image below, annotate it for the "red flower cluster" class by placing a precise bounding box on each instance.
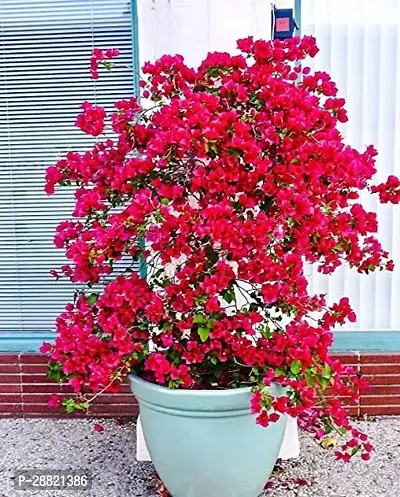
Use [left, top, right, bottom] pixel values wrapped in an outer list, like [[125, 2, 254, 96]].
[[89, 48, 120, 80], [75, 102, 106, 136], [43, 36, 400, 461], [371, 175, 400, 204]]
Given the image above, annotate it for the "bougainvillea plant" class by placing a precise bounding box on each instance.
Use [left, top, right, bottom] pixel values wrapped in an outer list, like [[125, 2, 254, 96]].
[[42, 36, 400, 462]]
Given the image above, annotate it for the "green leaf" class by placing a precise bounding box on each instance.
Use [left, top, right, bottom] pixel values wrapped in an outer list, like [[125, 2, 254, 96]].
[[194, 314, 206, 324], [305, 373, 315, 387], [87, 293, 98, 305], [160, 198, 170, 205], [318, 376, 329, 390], [333, 243, 343, 253], [210, 357, 217, 365], [222, 290, 235, 304], [198, 326, 210, 342], [290, 360, 301, 375], [322, 364, 332, 379], [195, 295, 207, 304], [63, 399, 77, 414], [261, 326, 272, 339], [261, 395, 272, 408], [226, 147, 242, 157], [168, 379, 178, 389], [46, 362, 64, 383], [287, 216, 295, 227], [101, 61, 113, 71]]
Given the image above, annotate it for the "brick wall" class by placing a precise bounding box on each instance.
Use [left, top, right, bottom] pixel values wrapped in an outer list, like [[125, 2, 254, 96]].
[[0, 353, 137, 418], [0, 352, 399, 418]]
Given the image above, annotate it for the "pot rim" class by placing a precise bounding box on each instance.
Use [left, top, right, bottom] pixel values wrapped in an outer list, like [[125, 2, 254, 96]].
[[129, 373, 285, 414], [129, 371, 253, 396]]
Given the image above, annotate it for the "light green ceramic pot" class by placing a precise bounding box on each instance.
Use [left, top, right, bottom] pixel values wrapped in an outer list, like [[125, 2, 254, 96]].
[[129, 374, 286, 497]]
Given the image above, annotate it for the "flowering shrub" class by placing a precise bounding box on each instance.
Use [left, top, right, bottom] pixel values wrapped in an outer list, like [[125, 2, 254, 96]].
[[43, 36, 400, 461]]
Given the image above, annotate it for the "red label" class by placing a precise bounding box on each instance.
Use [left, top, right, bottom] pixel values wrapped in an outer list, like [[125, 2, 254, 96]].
[[276, 17, 290, 32]]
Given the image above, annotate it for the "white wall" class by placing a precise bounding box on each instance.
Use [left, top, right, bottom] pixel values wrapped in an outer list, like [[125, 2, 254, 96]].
[[303, 0, 400, 331], [138, 0, 293, 67]]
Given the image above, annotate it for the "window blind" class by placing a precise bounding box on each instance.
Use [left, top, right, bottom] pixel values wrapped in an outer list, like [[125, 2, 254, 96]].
[[0, 0, 134, 333], [302, 0, 400, 331]]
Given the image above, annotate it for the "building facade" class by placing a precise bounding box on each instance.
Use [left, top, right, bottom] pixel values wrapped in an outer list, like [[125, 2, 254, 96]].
[[0, 0, 399, 417]]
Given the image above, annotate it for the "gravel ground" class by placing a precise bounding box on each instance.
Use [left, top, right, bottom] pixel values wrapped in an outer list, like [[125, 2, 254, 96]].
[[0, 417, 398, 497]]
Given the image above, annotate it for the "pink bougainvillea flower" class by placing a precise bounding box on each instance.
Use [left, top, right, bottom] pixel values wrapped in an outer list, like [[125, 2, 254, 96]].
[[40, 342, 53, 354], [75, 102, 106, 137], [47, 394, 62, 408]]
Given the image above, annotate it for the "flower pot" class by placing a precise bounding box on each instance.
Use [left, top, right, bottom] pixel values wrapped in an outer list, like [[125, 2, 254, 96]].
[[129, 374, 287, 497]]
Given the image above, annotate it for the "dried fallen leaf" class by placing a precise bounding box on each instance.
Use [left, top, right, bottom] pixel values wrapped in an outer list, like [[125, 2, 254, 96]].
[[321, 436, 337, 449], [155, 473, 172, 497]]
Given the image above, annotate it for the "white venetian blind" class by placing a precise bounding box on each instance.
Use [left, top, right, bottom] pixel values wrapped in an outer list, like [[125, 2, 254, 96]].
[[0, 0, 134, 332], [302, 0, 400, 330]]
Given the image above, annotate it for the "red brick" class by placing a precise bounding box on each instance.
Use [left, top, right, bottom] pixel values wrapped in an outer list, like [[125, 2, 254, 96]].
[[362, 395, 400, 406], [22, 384, 66, 394], [340, 398, 359, 409], [20, 364, 48, 374], [0, 384, 21, 394], [361, 364, 400, 375], [95, 394, 136, 405], [0, 394, 22, 404], [0, 354, 19, 365], [23, 394, 54, 404], [0, 364, 20, 374], [331, 351, 360, 365], [0, 374, 20, 384], [360, 405, 400, 415], [20, 354, 49, 365], [364, 385, 400, 395], [346, 407, 360, 416], [0, 404, 23, 414], [91, 403, 138, 415], [364, 374, 400, 385], [0, 413, 23, 418], [360, 353, 400, 364], [22, 404, 60, 415], [21, 375, 54, 384]]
